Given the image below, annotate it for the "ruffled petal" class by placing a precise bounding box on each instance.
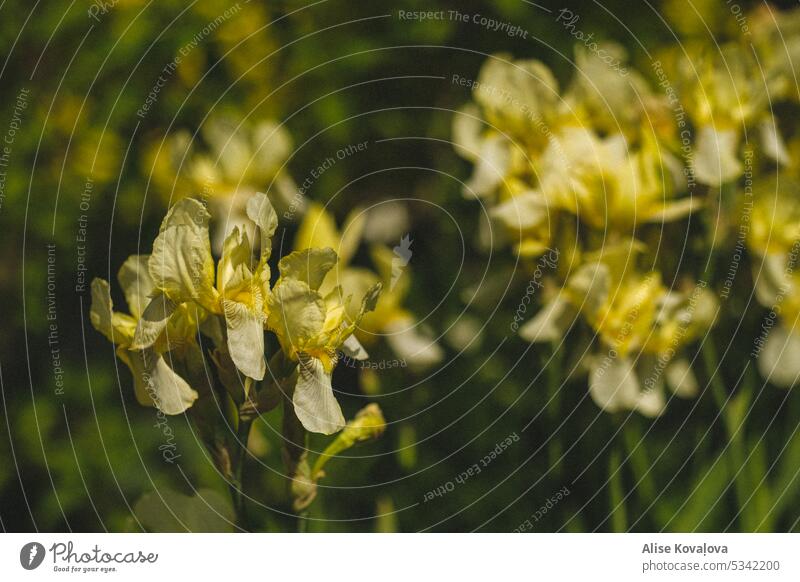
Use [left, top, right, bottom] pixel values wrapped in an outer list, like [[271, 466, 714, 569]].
[[149, 198, 216, 308], [223, 299, 265, 380], [246, 191, 278, 262], [293, 354, 346, 435], [277, 248, 338, 291]]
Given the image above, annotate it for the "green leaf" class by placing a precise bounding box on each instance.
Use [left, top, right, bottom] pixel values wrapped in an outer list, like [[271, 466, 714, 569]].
[[671, 455, 730, 531]]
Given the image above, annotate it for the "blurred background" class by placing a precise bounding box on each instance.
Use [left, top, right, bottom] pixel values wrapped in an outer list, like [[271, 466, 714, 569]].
[[1, 0, 799, 532]]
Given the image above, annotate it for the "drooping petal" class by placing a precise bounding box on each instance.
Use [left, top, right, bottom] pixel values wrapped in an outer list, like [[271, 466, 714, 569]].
[[490, 191, 549, 231], [90, 278, 137, 345], [451, 104, 484, 162], [634, 385, 666, 418], [760, 118, 790, 166], [519, 297, 571, 343], [252, 121, 293, 177], [753, 253, 788, 309], [121, 347, 198, 415], [223, 299, 266, 380], [589, 355, 640, 413], [645, 197, 702, 223], [293, 354, 346, 435], [567, 262, 611, 317], [90, 278, 116, 343]]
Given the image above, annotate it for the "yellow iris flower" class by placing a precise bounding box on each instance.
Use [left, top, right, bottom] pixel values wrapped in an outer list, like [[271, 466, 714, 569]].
[[267, 246, 381, 434], [294, 203, 444, 369], [90, 256, 199, 415], [132, 193, 277, 382]]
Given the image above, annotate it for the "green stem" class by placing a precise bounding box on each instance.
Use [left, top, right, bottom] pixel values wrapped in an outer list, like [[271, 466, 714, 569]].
[[546, 342, 563, 477], [232, 377, 254, 530], [608, 445, 627, 532], [297, 510, 309, 533], [701, 340, 750, 527]]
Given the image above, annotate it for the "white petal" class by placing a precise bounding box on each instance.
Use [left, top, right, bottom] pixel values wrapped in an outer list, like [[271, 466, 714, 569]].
[[463, 136, 510, 198], [490, 191, 549, 231], [760, 119, 790, 166], [125, 348, 198, 415], [635, 386, 666, 417], [452, 104, 484, 162], [759, 326, 800, 388], [693, 126, 743, 187], [293, 355, 345, 435], [341, 334, 369, 360], [385, 318, 444, 369], [519, 297, 570, 343], [753, 253, 788, 308], [589, 355, 640, 413], [223, 299, 265, 380], [665, 357, 699, 398]]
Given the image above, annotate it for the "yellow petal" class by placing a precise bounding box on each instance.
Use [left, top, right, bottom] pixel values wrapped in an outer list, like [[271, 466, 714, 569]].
[[149, 198, 216, 309], [277, 247, 337, 291]]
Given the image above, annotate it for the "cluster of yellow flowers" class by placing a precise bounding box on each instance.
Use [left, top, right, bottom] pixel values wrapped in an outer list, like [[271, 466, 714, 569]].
[[144, 117, 443, 371], [91, 192, 380, 435], [453, 4, 800, 414]]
